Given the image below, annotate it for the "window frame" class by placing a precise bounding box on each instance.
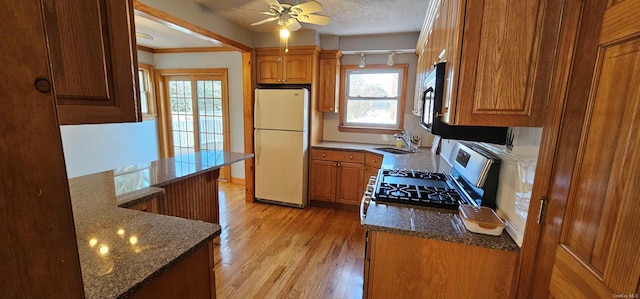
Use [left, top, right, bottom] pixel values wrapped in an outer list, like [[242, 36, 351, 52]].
[[138, 63, 157, 119], [338, 64, 408, 134]]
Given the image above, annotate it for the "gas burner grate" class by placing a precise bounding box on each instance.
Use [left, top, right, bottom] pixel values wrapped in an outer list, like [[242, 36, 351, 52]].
[[374, 183, 462, 209], [381, 169, 448, 181]]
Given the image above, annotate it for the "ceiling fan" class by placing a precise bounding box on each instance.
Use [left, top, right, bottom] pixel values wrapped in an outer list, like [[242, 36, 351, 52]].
[[249, 0, 330, 31]]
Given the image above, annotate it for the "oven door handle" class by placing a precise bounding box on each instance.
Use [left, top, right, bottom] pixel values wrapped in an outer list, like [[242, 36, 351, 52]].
[[360, 194, 371, 225]]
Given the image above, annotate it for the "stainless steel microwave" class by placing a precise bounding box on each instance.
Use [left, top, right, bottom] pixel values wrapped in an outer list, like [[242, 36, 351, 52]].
[[420, 62, 508, 145]]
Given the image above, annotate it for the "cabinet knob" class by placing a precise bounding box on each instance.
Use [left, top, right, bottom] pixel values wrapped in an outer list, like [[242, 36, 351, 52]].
[[34, 78, 52, 93], [373, 159, 377, 163], [334, 163, 337, 166], [349, 155, 353, 159], [329, 108, 333, 111], [337, 163, 341, 167], [322, 153, 326, 157]]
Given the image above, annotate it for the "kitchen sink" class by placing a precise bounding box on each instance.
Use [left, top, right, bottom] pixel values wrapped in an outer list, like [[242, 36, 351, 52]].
[[374, 147, 414, 154]]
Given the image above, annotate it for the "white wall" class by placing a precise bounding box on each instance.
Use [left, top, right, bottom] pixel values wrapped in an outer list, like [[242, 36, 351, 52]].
[[61, 120, 160, 178], [253, 30, 320, 48], [153, 51, 245, 178]]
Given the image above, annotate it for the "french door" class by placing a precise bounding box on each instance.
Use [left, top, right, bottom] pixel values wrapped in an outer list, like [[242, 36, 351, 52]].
[[157, 69, 231, 180]]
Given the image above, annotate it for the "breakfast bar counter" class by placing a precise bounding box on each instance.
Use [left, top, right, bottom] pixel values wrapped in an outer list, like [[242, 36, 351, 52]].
[[69, 150, 252, 298]]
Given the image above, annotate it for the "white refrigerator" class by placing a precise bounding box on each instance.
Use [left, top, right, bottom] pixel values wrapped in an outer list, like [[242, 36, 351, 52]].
[[254, 88, 309, 207]]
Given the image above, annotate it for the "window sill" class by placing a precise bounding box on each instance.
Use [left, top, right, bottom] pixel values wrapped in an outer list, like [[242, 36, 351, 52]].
[[338, 125, 403, 135]]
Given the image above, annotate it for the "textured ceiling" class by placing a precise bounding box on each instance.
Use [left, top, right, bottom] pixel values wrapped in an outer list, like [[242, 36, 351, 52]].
[[195, 0, 430, 36]]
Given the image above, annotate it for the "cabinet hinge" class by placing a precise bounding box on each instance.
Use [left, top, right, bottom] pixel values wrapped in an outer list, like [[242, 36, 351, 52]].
[[536, 196, 548, 224]]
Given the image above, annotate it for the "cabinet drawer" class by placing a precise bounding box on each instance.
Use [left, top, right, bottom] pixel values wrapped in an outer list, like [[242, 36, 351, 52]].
[[311, 149, 365, 163], [365, 153, 383, 168]]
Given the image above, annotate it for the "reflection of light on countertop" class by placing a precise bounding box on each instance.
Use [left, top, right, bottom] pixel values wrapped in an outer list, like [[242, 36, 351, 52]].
[[89, 238, 98, 247], [117, 229, 125, 237], [129, 236, 138, 245], [98, 244, 109, 256]]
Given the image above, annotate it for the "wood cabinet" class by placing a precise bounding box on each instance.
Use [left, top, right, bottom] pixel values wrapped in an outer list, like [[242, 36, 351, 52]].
[[318, 50, 342, 112], [415, 0, 562, 127], [363, 153, 383, 191], [42, 0, 142, 125], [364, 231, 516, 298], [255, 47, 319, 84], [131, 241, 216, 299], [309, 149, 366, 205]]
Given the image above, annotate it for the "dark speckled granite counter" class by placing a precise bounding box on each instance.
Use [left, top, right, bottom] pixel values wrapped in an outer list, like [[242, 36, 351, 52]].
[[69, 150, 252, 299], [312, 142, 519, 252]]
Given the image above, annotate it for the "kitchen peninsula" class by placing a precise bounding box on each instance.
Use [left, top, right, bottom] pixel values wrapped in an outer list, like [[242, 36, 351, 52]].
[[69, 150, 252, 298]]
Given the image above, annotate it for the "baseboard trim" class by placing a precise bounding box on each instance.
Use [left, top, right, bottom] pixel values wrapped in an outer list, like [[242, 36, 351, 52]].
[[309, 200, 359, 212], [230, 177, 245, 185]]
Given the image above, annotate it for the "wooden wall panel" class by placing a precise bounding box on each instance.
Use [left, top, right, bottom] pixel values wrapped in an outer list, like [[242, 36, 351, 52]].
[[157, 170, 220, 224]]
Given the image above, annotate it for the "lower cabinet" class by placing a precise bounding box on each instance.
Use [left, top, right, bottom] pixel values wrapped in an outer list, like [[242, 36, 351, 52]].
[[335, 162, 364, 205], [364, 231, 516, 298], [363, 153, 383, 191], [131, 241, 216, 299], [310, 149, 365, 205]]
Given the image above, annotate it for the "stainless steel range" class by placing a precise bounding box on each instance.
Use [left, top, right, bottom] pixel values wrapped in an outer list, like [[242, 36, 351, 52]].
[[361, 142, 502, 223]]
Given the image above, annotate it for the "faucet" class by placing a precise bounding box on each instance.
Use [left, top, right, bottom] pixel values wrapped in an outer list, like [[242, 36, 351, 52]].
[[394, 131, 416, 152]]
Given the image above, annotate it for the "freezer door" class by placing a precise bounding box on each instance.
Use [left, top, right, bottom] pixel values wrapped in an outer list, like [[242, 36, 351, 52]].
[[254, 89, 309, 131], [254, 129, 308, 206]]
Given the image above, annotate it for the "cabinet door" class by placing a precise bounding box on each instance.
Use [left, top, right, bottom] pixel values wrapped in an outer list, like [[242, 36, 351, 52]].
[[318, 55, 340, 112], [256, 55, 282, 83], [283, 54, 312, 83], [43, 0, 141, 125], [309, 160, 337, 202], [454, 0, 561, 126], [336, 162, 364, 205]]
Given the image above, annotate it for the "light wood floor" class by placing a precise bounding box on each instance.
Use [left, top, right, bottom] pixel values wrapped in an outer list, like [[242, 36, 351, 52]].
[[214, 182, 365, 299]]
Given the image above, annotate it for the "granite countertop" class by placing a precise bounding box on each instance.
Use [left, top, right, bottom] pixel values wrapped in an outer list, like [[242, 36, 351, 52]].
[[70, 150, 253, 298], [113, 150, 253, 207], [312, 141, 519, 252]]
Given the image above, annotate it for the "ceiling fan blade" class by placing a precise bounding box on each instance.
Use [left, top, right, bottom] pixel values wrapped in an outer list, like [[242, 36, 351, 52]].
[[297, 14, 330, 25], [265, 0, 284, 12], [285, 19, 302, 31], [251, 16, 279, 26], [290, 1, 323, 14], [232, 7, 276, 16]]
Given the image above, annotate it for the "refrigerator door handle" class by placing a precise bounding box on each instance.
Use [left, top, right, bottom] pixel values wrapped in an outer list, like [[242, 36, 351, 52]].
[[255, 130, 260, 165]]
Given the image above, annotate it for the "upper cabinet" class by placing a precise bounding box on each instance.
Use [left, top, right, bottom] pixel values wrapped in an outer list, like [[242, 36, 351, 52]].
[[416, 0, 562, 127], [255, 46, 319, 84], [43, 0, 141, 125], [317, 50, 342, 113]]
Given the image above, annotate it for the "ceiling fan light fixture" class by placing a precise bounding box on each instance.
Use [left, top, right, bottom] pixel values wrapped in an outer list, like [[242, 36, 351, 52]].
[[280, 28, 290, 38], [135, 32, 154, 40], [387, 52, 395, 66], [359, 53, 366, 68]]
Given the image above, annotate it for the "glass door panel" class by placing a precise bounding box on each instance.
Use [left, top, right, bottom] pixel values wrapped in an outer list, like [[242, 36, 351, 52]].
[[168, 78, 195, 157]]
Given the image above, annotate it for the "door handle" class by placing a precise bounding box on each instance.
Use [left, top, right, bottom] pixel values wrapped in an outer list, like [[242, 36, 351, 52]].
[[255, 130, 260, 165]]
